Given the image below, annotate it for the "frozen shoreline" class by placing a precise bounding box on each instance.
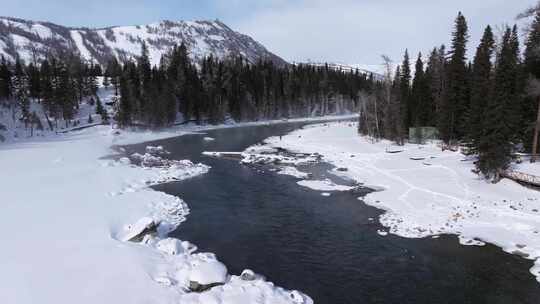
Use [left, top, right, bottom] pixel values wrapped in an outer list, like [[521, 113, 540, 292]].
[[1, 117, 372, 303], [249, 121, 540, 283]]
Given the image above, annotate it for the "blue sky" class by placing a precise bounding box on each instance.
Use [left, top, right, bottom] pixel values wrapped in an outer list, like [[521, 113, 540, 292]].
[[2, 0, 538, 66]]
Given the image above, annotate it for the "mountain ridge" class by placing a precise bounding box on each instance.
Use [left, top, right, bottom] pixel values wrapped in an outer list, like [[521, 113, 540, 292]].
[[0, 16, 287, 66]]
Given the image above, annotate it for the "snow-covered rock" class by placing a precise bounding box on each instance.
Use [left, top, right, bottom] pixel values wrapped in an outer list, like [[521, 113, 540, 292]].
[[240, 269, 257, 281], [189, 258, 228, 291], [121, 217, 158, 242], [156, 238, 184, 255], [145, 145, 170, 156]]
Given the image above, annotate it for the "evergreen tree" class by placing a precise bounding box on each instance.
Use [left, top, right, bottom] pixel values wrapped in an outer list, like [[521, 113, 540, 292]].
[[391, 65, 404, 144], [464, 25, 495, 155], [55, 61, 77, 125], [39, 59, 55, 129], [425, 45, 446, 126], [0, 56, 11, 101], [440, 12, 469, 143], [27, 63, 41, 101], [12, 58, 30, 124], [524, 9, 540, 161], [477, 26, 520, 180], [411, 52, 431, 128], [399, 50, 411, 135], [116, 74, 132, 127], [95, 96, 109, 123]]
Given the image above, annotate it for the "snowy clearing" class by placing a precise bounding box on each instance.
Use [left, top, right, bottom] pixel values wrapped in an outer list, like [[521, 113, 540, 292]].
[[253, 121, 540, 283]]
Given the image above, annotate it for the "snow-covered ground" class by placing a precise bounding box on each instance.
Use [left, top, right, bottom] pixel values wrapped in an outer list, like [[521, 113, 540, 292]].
[[248, 121, 540, 283], [0, 119, 329, 303]]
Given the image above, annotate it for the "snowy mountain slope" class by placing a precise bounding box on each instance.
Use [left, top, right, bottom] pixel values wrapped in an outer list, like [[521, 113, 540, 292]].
[[0, 16, 287, 66]]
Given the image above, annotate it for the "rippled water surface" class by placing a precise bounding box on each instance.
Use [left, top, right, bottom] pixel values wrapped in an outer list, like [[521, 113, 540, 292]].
[[128, 122, 540, 304]]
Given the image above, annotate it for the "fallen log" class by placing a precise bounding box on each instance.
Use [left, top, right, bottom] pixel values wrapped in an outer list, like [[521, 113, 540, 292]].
[[502, 170, 540, 187]]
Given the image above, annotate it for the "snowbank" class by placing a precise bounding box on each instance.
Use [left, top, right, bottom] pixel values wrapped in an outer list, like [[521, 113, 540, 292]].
[[297, 179, 354, 191], [254, 121, 540, 283], [0, 125, 312, 304]]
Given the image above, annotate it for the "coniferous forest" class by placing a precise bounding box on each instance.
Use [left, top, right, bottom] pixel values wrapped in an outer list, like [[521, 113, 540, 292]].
[[0, 42, 372, 132], [358, 11, 540, 181]]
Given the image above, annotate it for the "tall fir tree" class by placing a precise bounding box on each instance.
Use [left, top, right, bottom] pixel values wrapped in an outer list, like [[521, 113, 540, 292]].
[[0, 56, 11, 101], [464, 25, 495, 155], [116, 74, 133, 127], [477, 26, 521, 180], [440, 12, 469, 143], [399, 50, 411, 136], [411, 52, 432, 128], [12, 58, 30, 124], [524, 9, 540, 161]]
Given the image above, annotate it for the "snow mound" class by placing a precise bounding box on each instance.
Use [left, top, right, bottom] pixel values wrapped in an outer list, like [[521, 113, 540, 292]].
[[189, 258, 228, 285]]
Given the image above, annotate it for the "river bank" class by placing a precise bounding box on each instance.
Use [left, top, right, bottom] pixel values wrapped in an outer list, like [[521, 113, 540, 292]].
[[246, 121, 540, 283], [0, 117, 361, 303]]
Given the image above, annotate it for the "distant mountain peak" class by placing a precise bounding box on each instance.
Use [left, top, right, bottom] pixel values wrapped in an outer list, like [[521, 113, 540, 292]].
[[0, 16, 287, 66]]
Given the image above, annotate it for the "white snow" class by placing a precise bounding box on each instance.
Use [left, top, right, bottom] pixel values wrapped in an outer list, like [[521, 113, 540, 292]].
[[255, 121, 540, 283], [0, 123, 316, 303], [70, 30, 92, 60], [297, 179, 354, 191], [9, 34, 34, 63], [278, 166, 311, 179], [31, 24, 54, 39], [189, 257, 228, 285]]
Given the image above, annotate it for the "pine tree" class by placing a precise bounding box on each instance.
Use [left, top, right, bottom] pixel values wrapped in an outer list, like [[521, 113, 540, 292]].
[[425, 45, 446, 126], [391, 65, 404, 144], [525, 9, 540, 161], [138, 42, 152, 120], [0, 56, 11, 101], [411, 52, 432, 129], [465, 25, 495, 155], [399, 50, 411, 136], [55, 61, 77, 125], [95, 95, 109, 123], [477, 26, 520, 180], [27, 63, 41, 101], [116, 74, 132, 127], [12, 58, 30, 124], [440, 12, 469, 143]]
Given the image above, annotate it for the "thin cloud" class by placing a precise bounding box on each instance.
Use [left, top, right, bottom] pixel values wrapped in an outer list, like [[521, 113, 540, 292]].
[[232, 0, 536, 65]]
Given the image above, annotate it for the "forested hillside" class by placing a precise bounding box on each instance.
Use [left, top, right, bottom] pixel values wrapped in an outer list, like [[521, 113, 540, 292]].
[[0, 41, 374, 141]]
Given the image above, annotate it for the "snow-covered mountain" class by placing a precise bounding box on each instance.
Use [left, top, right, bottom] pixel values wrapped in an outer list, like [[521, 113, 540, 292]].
[[0, 16, 287, 66]]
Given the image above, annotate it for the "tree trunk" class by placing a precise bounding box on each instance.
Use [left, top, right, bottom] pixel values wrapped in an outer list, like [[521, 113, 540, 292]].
[[532, 96, 540, 163]]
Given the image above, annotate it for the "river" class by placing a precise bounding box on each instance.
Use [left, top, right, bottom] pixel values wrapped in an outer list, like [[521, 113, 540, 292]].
[[127, 121, 540, 304]]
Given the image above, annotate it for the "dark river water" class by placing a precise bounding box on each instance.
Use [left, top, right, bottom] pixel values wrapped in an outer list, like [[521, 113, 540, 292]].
[[128, 121, 540, 304]]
